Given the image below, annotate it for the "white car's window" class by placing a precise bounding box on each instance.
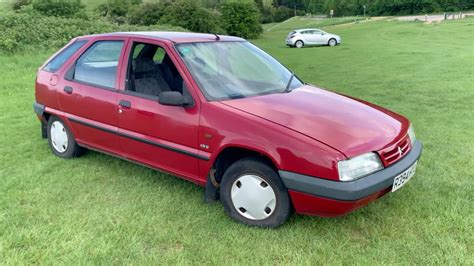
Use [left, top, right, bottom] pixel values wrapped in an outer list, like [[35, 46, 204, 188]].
[[176, 41, 302, 101]]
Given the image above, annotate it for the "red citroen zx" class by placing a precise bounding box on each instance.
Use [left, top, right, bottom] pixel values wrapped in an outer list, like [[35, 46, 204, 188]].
[[34, 32, 422, 227]]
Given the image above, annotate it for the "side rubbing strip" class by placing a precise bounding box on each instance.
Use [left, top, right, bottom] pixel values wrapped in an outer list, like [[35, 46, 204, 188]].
[[68, 117, 209, 161]]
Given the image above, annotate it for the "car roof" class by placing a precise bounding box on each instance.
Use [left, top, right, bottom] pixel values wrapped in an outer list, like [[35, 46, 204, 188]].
[[295, 28, 322, 32], [79, 31, 245, 44]]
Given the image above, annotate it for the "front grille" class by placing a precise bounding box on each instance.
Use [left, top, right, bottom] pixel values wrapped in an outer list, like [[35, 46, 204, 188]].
[[379, 137, 411, 166]]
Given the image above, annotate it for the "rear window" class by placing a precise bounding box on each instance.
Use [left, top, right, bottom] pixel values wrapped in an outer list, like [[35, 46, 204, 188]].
[[73, 41, 124, 88], [43, 40, 87, 73]]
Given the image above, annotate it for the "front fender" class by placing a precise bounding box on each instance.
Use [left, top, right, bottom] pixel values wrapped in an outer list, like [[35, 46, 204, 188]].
[[198, 102, 345, 182]]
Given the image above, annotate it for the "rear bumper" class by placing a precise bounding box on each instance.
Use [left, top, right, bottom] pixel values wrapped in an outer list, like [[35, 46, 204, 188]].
[[33, 102, 47, 138], [285, 39, 296, 46], [280, 140, 422, 216]]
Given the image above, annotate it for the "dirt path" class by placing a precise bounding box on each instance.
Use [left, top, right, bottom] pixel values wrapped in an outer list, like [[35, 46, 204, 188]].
[[393, 13, 474, 23]]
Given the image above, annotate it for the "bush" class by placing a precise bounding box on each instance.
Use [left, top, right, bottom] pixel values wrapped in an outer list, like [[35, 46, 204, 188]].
[[160, 0, 221, 33], [259, 5, 295, 23], [128, 2, 170, 26], [273, 6, 294, 22], [32, 0, 84, 18], [12, 0, 31, 10], [96, 0, 141, 23], [0, 11, 185, 52], [220, 2, 263, 39]]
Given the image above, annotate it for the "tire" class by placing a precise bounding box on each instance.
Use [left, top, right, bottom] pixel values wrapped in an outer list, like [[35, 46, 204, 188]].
[[328, 38, 337, 47], [295, 40, 304, 48], [47, 116, 83, 158], [220, 157, 292, 228]]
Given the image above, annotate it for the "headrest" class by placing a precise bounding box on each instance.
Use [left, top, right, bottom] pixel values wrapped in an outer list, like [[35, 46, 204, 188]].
[[133, 58, 155, 73]]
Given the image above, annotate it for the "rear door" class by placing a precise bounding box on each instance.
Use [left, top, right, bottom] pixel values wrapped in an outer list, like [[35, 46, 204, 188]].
[[301, 31, 314, 45], [57, 37, 129, 154]]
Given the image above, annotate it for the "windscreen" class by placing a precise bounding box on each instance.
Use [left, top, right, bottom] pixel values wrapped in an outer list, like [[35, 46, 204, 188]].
[[175, 41, 302, 101]]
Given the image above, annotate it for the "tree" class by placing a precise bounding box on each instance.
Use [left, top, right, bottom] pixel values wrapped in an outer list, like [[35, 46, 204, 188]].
[[220, 2, 263, 39], [160, 0, 220, 33]]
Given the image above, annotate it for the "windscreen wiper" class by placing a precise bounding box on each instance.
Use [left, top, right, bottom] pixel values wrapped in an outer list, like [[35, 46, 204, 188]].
[[284, 72, 294, 93]]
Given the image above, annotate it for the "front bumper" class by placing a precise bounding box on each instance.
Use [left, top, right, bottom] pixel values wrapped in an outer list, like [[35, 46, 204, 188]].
[[280, 140, 422, 216]]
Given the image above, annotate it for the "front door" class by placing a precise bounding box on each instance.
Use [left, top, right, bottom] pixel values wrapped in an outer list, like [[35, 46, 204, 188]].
[[116, 39, 202, 182], [58, 39, 127, 154], [311, 30, 326, 45]]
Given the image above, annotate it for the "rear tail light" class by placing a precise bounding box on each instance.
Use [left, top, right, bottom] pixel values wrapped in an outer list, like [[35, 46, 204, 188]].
[[289, 35, 295, 39]]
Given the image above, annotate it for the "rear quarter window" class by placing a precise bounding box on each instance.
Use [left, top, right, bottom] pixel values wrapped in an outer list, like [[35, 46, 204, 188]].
[[43, 40, 88, 73]]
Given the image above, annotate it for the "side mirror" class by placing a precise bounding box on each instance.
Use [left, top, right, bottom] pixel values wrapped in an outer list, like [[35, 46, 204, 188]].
[[158, 91, 192, 107]]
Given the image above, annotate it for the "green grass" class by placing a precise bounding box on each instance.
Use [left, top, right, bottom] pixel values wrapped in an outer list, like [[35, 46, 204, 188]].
[[1, 18, 473, 264]]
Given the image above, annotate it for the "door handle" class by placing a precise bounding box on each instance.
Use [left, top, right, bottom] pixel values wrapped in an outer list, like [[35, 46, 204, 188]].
[[119, 100, 131, 109], [64, 86, 73, 94]]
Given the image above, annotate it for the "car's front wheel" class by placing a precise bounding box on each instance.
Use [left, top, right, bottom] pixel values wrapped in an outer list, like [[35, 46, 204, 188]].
[[328, 38, 337, 47], [220, 157, 292, 228], [295, 40, 304, 48], [47, 116, 83, 158]]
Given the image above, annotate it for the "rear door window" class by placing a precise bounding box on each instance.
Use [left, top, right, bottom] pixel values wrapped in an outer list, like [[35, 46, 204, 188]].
[[73, 41, 124, 89], [43, 40, 87, 73]]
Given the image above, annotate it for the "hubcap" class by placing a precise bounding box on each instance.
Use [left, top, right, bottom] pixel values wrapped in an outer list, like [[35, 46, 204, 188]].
[[329, 40, 336, 46], [296, 41, 303, 48], [231, 175, 276, 220], [50, 121, 68, 153]]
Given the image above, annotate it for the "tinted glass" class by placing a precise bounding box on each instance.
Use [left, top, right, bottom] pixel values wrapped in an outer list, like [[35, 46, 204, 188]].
[[176, 41, 302, 101], [74, 41, 123, 88], [43, 40, 87, 73]]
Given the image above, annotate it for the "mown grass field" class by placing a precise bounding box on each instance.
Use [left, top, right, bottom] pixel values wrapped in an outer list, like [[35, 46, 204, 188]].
[[0, 18, 473, 264]]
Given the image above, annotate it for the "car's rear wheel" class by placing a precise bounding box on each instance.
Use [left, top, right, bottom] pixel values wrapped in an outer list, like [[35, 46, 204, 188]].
[[328, 38, 337, 47], [47, 116, 83, 158], [295, 40, 304, 48], [220, 157, 292, 228]]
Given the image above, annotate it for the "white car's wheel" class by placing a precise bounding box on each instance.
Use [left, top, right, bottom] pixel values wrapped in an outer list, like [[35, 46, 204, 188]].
[[220, 157, 292, 228], [47, 116, 83, 158], [295, 40, 304, 48], [328, 38, 337, 47]]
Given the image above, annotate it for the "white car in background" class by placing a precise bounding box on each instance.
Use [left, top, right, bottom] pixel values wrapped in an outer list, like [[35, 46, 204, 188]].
[[286, 29, 341, 48]]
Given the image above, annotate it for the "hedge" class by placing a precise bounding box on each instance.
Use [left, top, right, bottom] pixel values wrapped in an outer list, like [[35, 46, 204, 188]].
[[0, 9, 185, 52]]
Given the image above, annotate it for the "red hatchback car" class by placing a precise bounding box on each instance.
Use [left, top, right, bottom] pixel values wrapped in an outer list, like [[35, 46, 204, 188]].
[[34, 32, 422, 227]]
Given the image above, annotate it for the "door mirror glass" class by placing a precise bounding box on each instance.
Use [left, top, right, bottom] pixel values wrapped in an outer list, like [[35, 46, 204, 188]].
[[158, 91, 191, 107]]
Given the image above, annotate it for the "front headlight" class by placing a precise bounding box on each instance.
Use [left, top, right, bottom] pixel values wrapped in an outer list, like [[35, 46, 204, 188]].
[[408, 124, 416, 146], [338, 152, 383, 181]]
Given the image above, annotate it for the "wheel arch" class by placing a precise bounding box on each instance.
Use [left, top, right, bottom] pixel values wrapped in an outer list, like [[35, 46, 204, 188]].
[[210, 145, 279, 183]]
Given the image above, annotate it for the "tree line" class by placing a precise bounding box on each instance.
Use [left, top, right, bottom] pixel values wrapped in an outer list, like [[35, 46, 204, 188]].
[[271, 0, 473, 16]]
